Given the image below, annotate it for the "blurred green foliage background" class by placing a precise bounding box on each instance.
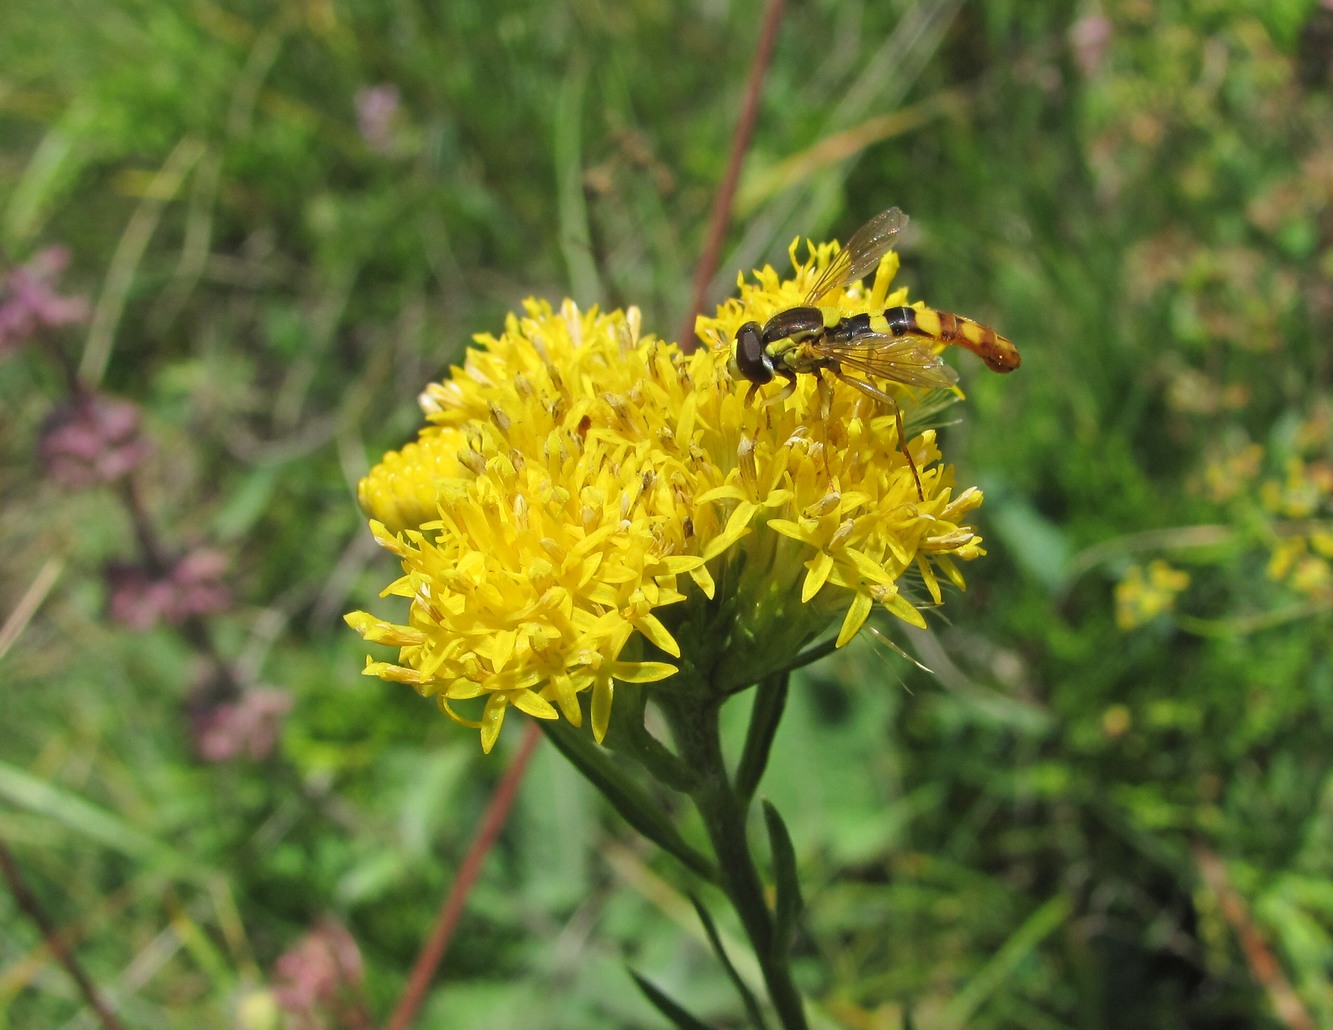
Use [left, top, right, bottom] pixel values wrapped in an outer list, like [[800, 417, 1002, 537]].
[[2, 0, 1331, 1026]]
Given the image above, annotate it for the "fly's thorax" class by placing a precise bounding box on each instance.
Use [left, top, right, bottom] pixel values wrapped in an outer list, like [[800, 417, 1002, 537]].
[[759, 306, 826, 345], [768, 337, 826, 375]]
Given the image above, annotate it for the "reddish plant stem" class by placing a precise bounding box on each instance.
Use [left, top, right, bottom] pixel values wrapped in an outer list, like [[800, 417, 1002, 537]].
[[0, 842, 125, 1030], [676, 0, 786, 351], [1193, 844, 1314, 1030], [385, 721, 544, 1030], [118, 474, 171, 575]]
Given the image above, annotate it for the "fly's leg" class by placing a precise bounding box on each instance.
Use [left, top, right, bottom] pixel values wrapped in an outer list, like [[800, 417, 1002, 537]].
[[761, 371, 799, 407], [833, 373, 925, 500], [815, 369, 833, 420], [893, 401, 925, 501], [812, 369, 836, 479]]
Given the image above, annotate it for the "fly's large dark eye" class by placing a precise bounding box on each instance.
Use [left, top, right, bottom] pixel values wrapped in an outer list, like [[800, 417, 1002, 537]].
[[731, 322, 773, 384]]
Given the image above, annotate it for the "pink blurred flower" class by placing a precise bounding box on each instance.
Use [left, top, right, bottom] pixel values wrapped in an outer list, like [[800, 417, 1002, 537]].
[[39, 394, 153, 489], [1069, 14, 1112, 78], [354, 83, 401, 154], [191, 688, 293, 762], [106, 547, 232, 630], [272, 919, 367, 1030], [0, 247, 90, 355]]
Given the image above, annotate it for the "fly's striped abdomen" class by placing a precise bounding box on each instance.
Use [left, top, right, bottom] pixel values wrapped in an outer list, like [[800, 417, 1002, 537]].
[[873, 305, 1021, 373]]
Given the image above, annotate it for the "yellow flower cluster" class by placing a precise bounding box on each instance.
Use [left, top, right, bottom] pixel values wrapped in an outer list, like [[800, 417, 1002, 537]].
[[1262, 444, 1333, 602], [1199, 410, 1332, 607], [1115, 559, 1191, 631], [347, 239, 988, 751]]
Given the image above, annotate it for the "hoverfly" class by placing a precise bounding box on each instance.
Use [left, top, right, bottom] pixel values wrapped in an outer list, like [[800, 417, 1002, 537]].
[[728, 207, 1020, 498]]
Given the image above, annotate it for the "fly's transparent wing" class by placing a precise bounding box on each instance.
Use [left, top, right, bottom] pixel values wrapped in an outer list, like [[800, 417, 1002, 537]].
[[803, 207, 909, 306], [813, 333, 958, 390]]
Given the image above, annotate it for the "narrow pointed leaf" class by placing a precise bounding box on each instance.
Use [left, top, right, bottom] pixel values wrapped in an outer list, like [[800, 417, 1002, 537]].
[[689, 894, 770, 1029], [762, 800, 804, 958], [628, 969, 713, 1030], [735, 673, 789, 804]]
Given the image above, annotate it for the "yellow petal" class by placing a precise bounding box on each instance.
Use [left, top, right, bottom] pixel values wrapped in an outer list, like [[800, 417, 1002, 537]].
[[512, 690, 559, 720], [836, 592, 874, 647], [633, 612, 681, 658], [883, 591, 928, 629], [688, 562, 716, 599], [480, 694, 509, 753], [611, 661, 678, 683], [766, 518, 814, 543], [547, 673, 583, 723], [801, 552, 834, 603], [916, 554, 942, 606], [343, 611, 427, 647], [591, 677, 613, 743]]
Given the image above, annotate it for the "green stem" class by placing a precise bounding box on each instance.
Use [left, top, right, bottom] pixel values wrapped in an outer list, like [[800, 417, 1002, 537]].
[[607, 683, 702, 794], [658, 696, 810, 1030], [540, 719, 717, 882], [735, 673, 789, 805]]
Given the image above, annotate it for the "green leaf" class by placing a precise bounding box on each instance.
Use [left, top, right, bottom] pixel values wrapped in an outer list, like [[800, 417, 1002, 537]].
[[987, 493, 1071, 591], [608, 682, 701, 794], [762, 800, 804, 959], [540, 720, 717, 883], [4, 104, 96, 245], [735, 673, 789, 805], [627, 969, 713, 1030], [937, 894, 1072, 1030], [689, 894, 770, 1029], [211, 465, 280, 542], [554, 61, 601, 304], [0, 759, 212, 885]]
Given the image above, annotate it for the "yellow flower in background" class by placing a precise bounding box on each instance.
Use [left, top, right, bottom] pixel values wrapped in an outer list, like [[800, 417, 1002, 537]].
[[1115, 559, 1191, 631], [1267, 535, 1333, 600], [348, 237, 988, 751]]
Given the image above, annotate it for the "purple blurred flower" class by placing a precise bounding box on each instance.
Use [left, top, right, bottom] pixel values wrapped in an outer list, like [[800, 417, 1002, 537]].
[[191, 687, 293, 762], [39, 394, 153, 489], [1069, 14, 1112, 77], [354, 83, 401, 154], [272, 919, 367, 1030], [106, 547, 232, 630], [0, 247, 91, 355]]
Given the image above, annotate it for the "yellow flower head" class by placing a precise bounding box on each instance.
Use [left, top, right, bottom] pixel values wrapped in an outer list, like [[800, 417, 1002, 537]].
[[1115, 559, 1191, 631], [347, 236, 988, 751]]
